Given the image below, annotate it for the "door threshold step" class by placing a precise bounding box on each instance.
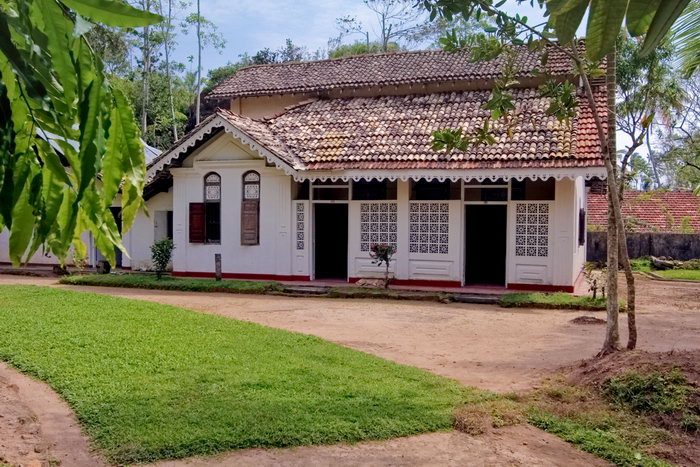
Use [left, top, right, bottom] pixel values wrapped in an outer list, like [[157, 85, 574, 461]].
[[452, 293, 501, 304], [282, 286, 331, 295]]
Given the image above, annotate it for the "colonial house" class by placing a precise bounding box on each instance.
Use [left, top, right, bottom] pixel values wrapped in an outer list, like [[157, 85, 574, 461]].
[[3, 46, 608, 291], [121, 45, 606, 292]]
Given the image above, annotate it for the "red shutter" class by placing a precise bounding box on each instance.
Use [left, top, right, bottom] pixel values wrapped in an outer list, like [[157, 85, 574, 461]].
[[189, 203, 205, 243], [241, 200, 259, 245]]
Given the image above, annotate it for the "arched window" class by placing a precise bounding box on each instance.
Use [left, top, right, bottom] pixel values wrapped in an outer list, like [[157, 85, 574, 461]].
[[203, 172, 221, 243], [241, 171, 260, 245]]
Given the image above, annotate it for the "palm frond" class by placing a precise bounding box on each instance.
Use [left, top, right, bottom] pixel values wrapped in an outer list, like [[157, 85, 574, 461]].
[[674, 0, 700, 77]]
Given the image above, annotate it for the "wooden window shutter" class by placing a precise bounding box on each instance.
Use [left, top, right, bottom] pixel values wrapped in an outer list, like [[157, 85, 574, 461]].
[[241, 200, 259, 245], [189, 202, 205, 243]]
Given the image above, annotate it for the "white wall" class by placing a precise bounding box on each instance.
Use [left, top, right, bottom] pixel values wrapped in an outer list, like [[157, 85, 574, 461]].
[[0, 230, 93, 266], [171, 134, 293, 277], [122, 189, 173, 270]]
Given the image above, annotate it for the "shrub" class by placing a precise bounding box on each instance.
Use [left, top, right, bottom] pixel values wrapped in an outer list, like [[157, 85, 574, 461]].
[[150, 238, 174, 279], [603, 368, 693, 415], [369, 243, 396, 289]]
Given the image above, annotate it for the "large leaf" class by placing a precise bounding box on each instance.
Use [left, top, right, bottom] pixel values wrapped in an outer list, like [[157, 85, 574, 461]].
[[59, 0, 162, 27], [641, 0, 692, 55], [626, 0, 661, 36], [549, 0, 589, 44], [586, 0, 629, 61]]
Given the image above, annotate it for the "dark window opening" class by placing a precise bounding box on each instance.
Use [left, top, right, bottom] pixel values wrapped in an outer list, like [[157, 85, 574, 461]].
[[203, 172, 222, 243], [292, 180, 310, 200], [205, 202, 221, 243], [166, 211, 173, 240], [352, 180, 397, 200], [578, 208, 586, 246], [510, 179, 555, 200], [410, 180, 461, 200], [464, 188, 508, 202]]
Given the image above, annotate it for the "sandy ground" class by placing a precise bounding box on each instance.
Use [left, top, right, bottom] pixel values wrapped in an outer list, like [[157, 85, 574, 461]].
[[0, 274, 697, 466]]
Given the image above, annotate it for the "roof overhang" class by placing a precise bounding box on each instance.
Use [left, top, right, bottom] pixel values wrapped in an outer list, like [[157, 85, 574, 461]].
[[291, 166, 607, 183]]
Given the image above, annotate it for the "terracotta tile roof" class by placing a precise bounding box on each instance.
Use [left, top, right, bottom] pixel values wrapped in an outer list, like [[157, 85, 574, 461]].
[[207, 44, 578, 100], [588, 191, 700, 233], [262, 82, 606, 170]]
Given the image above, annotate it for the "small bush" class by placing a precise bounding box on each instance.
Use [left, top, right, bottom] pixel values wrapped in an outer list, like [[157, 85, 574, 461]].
[[603, 369, 693, 415], [680, 412, 699, 432], [150, 238, 174, 279]]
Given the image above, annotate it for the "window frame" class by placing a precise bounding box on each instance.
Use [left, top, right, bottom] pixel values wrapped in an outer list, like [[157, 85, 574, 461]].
[[241, 170, 261, 245], [203, 172, 221, 244]]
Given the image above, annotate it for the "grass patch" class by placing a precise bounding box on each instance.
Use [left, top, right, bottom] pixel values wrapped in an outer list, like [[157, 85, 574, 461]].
[[60, 273, 285, 294], [527, 408, 669, 467], [0, 285, 474, 464], [523, 380, 675, 467], [603, 369, 694, 415], [630, 257, 653, 272], [499, 292, 613, 311], [653, 269, 700, 281]]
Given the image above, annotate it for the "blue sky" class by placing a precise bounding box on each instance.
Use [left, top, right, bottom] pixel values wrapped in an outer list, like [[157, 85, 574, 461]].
[[172, 0, 550, 75]]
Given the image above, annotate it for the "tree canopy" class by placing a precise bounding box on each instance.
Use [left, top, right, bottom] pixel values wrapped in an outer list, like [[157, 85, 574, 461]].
[[0, 0, 161, 266]]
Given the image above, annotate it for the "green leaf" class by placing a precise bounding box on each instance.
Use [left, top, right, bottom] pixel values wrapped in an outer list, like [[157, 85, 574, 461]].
[[641, 0, 692, 56], [59, 0, 163, 27], [9, 167, 38, 265], [626, 0, 661, 36], [586, 0, 629, 61], [549, 0, 589, 44]]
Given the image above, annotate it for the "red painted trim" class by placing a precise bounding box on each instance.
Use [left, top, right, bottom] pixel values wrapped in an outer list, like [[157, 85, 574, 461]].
[[349, 277, 463, 288], [121, 266, 132, 271], [0, 261, 76, 267], [507, 283, 575, 293], [172, 270, 311, 281]]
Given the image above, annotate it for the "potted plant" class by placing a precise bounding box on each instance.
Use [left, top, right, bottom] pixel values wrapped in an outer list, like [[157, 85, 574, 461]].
[[369, 243, 396, 289]]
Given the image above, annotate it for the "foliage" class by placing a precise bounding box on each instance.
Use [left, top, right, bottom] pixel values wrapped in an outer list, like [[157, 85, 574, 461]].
[[603, 368, 695, 415], [0, 0, 161, 266], [60, 273, 284, 293], [616, 35, 684, 189], [333, 0, 425, 52], [329, 41, 400, 58], [369, 243, 397, 288], [527, 408, 669, 467], [150, 237, 174, 279], [499, 292, 611, 311], [0, 285, 469, 463], [674, 0, 700, 77]]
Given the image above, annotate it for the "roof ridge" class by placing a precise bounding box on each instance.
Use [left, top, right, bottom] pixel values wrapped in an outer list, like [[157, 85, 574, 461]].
[[231, 48, 456, 74]]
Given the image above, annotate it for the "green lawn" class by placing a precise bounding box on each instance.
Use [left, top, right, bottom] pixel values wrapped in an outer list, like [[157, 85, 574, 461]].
[[499, 292, 610, 310], [60, 273, 285, 294], [653, 269, 700, 281], [0, 285, 471, 464]]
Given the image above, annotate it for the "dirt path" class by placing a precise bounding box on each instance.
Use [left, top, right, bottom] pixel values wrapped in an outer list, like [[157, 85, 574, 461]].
[[0, 362, 105, 467], [1, 274, 697, 466]]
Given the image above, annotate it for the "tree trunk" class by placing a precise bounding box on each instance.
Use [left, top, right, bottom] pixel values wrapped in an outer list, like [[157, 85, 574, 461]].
[[140, 0, 151, 136], [165, 0, 178, 142], [575, 48, 630, 357], [195, 0, 202, 125]]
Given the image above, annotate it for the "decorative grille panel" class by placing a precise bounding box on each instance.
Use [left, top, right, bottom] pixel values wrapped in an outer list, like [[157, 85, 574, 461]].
[[515, 202, 550, 257], [295, 202, 305, 250], [244, 184, 260, 199], [205, 185, 220, 201], [360, 202, 397, 252], [409, 202, 449, 254]]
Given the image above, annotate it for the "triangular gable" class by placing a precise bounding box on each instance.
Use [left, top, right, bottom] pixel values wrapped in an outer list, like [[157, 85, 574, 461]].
[[146, 110, 300, 184]]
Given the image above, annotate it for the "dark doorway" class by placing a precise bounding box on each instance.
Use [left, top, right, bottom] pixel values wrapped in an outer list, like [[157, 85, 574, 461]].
[[464, 205, 507, 285], [110, 207, 123, 268], [314, 204, 348, 280]]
